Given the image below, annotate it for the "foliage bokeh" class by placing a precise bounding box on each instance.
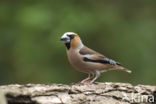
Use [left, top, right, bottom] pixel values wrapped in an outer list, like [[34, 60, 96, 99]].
[[0, 0, 155, 85]]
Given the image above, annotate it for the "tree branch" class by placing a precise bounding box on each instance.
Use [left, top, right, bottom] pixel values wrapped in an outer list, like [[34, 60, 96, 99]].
[[0, 82, 155, 104]]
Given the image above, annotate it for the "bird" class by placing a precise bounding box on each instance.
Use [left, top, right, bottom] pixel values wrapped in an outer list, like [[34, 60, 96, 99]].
[[60, 32, 131, 84]]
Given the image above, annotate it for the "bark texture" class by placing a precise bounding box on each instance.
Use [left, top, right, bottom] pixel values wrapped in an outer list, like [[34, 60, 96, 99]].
[[0, 82, 155, 104]]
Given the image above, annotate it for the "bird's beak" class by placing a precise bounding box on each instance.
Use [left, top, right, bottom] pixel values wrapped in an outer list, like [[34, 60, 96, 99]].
[[60, 37, 67, 41], [60, 34, 70, 43]]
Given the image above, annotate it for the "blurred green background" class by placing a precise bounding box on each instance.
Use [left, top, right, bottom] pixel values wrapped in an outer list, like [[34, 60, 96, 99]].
[[0, 0, 155, 85]]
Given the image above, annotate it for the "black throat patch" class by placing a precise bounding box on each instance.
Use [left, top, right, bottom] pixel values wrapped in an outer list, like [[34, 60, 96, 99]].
[[65, 43, 71, 50], [64, 35, 75, 50]]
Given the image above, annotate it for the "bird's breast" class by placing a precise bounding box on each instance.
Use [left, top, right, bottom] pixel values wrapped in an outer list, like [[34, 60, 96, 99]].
[[67, 49, 83, 67]]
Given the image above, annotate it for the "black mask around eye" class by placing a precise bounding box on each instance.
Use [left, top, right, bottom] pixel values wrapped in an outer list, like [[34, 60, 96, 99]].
[[68, 35, 75, 40]]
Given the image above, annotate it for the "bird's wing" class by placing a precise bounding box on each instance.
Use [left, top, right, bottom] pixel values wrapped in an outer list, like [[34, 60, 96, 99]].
[[79, 46, 120, 65]]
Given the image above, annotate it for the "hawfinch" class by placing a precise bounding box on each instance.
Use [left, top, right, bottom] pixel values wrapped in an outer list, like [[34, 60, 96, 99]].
[[60, 32, 131, 84]]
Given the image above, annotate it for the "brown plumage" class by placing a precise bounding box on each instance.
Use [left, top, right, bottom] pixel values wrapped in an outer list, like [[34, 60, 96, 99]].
[[60, 32, 131, 84]]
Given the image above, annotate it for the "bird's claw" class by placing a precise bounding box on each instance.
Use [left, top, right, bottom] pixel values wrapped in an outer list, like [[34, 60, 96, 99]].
[[80, 80, 93, 85]]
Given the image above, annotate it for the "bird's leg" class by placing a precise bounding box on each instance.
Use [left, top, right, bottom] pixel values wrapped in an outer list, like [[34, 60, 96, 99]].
[[90, 71, 101, 84], [90, 73, 94, 79], [81, 74, 91, 84]]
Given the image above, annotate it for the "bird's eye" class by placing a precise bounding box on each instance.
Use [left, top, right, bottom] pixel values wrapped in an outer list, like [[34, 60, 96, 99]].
[[67, 34, 75, 40]]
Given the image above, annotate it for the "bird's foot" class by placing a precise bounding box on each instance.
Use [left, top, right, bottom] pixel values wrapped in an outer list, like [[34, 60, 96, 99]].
[[81, 81, 92, 85], [80, 80, 94, 85], [80, 77, 90, 84]]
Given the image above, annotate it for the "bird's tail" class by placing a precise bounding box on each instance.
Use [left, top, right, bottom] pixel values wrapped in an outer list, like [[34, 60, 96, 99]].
[[117, 66, 132, 73], [121, 68, 132, 73]]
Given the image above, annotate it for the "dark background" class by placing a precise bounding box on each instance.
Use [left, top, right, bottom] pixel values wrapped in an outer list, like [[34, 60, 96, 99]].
[[0, 0, 155, 85]]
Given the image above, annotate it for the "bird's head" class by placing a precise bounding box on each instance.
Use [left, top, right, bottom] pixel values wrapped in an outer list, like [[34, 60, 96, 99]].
[[60, 32, 77, 43], [60, 32, 83, 49]]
